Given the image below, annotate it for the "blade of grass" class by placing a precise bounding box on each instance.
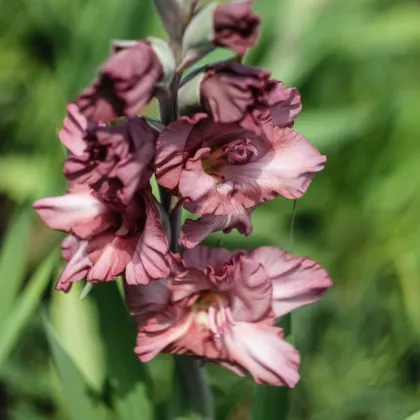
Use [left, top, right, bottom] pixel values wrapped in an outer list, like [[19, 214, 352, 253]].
[[50, 281, 106, 393], [0, 250, 58, 369], [43, 313, 110, 420], [0, 206, 32, 322]]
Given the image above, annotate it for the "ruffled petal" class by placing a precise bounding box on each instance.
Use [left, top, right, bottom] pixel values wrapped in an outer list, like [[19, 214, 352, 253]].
[[178, 148, 241, 215], [179, 207, 254, 248], [33, 192, 113, 238], [249, 247, 332, 319], [171, 268, 214, 303], [155, 114, 207, 190], [217, 361, 247, 377], [201, 62, 270, 125], [125, 193, 170, 285], [56, 236, 91, 292], [182, 245, 234, 271], [223, 322, 300, 387], [166, 316, 222, 359], [228, 254, 272, 322], [125, 278, 171, 322], [115, 117, 156, 204], [268, 83, 302, 127], [86, 232, 137, 282], [61, 235, 82, 262], [59, 104, 89, 155], [135, 308, 192, 362]]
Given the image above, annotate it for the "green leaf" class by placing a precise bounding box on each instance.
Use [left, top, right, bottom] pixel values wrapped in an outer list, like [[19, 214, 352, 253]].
[[0, 250, 58, 369], [251, 385, 289, 420], [43, 314, 110, 420], [90, 282, 154, 420], [405, 411, 420, 420], [50, 281, 106, 393], [80, 282, 94, 300], [0, 206, 32, 322]]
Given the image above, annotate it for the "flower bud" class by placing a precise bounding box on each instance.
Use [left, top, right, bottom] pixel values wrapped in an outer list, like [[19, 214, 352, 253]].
[[179, 0, 259, 70], [75, 39, 175, 122], [111, 39, 138, 54], [177, 60, 302, 135], [180, 3, 217, 70], [153, 0, 199, 41]]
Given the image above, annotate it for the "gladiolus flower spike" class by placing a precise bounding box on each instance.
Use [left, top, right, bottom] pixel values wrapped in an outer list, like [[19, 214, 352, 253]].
[[33, 0, 331, 393]]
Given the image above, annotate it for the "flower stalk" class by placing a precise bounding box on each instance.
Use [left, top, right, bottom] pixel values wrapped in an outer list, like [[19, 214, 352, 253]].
[[172, 356, 215, 420], [160, 181, 214, 420], [159, 43, 214, 419]]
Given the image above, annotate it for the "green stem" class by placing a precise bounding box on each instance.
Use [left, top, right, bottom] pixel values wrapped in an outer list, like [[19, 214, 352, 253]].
[[171, 356, 214, 420], [161, 188, 214, 419], [158, 49, 214, 419]]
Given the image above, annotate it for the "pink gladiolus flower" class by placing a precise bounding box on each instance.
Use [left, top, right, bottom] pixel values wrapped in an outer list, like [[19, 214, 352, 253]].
[[126, 245, 332, 386], [201, 61, 301, 135], [213, 1, 260, 55], [33, 186, 170, 291], [75, 41, 163, 122], [60, 104, 156, 206], [155, 113, 326, 216]]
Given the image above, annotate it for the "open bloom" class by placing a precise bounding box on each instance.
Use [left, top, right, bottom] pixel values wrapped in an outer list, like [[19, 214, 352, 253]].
[[155, 113, 326, 217], [126, 245, 332, 386], [75, 41, 163, 122], [200, 61, 301, 135], [33, 186, 170, 291], [60, 104, 156, 205], [213, 1, 260, 55]]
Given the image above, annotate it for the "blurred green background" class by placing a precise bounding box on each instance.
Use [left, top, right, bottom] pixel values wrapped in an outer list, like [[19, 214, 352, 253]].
[[1, 0, 420, 419]]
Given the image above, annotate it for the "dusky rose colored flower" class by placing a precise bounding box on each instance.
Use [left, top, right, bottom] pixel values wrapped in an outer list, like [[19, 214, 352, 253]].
[[126, 245, 332, 386], [75, 41, 163, 122], [213, 1, 260, 55], [155, 113, 326, 216], [179, 207, 254, 249], [200, 61, 302, 135], [33, 186, 170, 291], [60, 104, 156, 206]]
